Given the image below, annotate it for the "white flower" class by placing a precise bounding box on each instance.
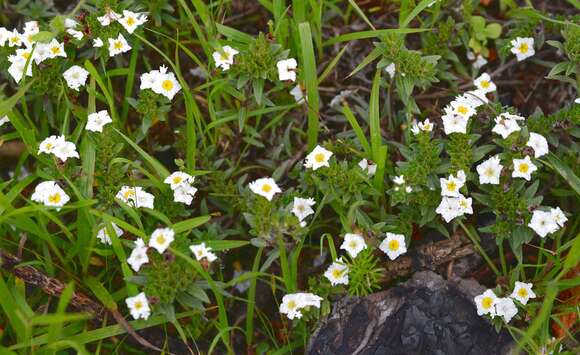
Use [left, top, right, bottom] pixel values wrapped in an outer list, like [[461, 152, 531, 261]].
[[22, 22, 39, 47], [93, 38, 104, 47], [64, 18, 79, 29], [440, 171, 465, 197], [52, 140, 79, 162], [576, 98, 580, 104], [473, 54, 488, 69], [292, 197, 316, 221], [164, 171, 195, 190], [441, 113, 468, 135], [7, 29, 23, 47], [0, 27, 10, 46], [248, 177, 281, 201], [212, 45, 239, 71], [96, 223, 123, 245], [277, 58, 297, 81], [151, 66, 181, 100], [410, 122, 420, 135], [63, 65, 89, 91], [473, 73, 496, 93], [476, 156, 503, 185], [140, 70, 160, 90], [38, 135, 64, 155], [190, 242, 217, 263], [358, 159, 377, 176], [108, 34, 131, 57], [127, 238, 149, 271], [31, 181, 70, 210], [511, 37, 535, 61], [46, 39, 66, 59], [118, 10, 148, 34], [304, 145, 333, 170], [457, 194, 473, 215], [474, 289, 498, 316], [66, 28, 84, 40], [405, 186, 413, 193], [448, 99, 476, 119], [125, 292, 150, 320], [463, 89, 489, 107], [7, 57, 32, 82], [115, 186, 155, 209], [86, 110, 112, 132], [418, 118, 434, 132], [279, 292, 322, 320], [492, 113, 524, 139], [436, 196, 461, 223], [379, 233, 407, 260], [385, 62, 396, 78], [324, 258, 349, 286], [173, 184, 198, 205], [495, 297, 518, 323], [393, 175, 405, 185], [340, 233, 367, 258], [290, 85, 305, 104], [550, 207, 567, 228], [510, 282, 536, 305], [512, 156, 537, 181], [0, 116, 9, 127], [149, 228, 175, 254], [528, 210, 559, 238], [526, 132, 549, 158], [329, 90, 353, 107], [97, 9, 121, 26]]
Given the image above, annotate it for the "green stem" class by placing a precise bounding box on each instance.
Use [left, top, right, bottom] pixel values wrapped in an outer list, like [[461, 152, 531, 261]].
[[498, 241, 507, 276], [458, 221, 501, 276], [277, 235, 294, 292]]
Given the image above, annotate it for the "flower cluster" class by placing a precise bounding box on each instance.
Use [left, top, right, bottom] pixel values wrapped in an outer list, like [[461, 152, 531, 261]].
[[435, 170, 473, 223], [115, 186, 155, 209], [140, 65, 181, 100], [164, 172, 198, 205], [475, 282, 536, 323], [279, 292, 322, 320], [38, 135, 79, 162], [31, 181, 70, 210]]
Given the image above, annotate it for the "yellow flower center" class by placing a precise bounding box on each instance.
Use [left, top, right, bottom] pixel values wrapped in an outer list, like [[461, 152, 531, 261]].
[[127, 17, 136, 26], [459, 200, 468, 209], [482, 296, 493, 309], [297, 205, 304, 212], [220, 52, 229, 61], [348, 241, 357, 249], [172, 176, 182, 184], [517, 288, 528, 298], [485, 168, 494, 177], [287, 300, 297, 310], [388, 239, 399, 251], [50, 46, 60, 54], [48, 193, 61, 203], [114, 41, 123, 50], [314, 153, 325, 163], [156, 234, 166, 245], [261, 184, 272, 193], [518, 163, 529, 173], [481, 80, 490, 88], [72, 73, 80, 79], [457, 106, 468, 115], [134, 301, 142, 309], [518, 43, 529, 53], [123, 190, 135, 199], [10, 36, 19, 43], [22, 52, 31, 59], [161, 79, 174, 91], [332, 268, 342, 278], [446, 181, 457, 192]]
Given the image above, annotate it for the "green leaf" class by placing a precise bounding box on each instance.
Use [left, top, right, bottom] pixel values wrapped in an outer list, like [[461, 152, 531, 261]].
[[85, 277, 117, 311], [542, 153, 580, 196], [484, 23, 502, 39], [323, 28, 429, 46], [172, 215, 211, 234], [470, 16, 486, 31], [299, 22, 320, 150], [113, 128, 170, 179]]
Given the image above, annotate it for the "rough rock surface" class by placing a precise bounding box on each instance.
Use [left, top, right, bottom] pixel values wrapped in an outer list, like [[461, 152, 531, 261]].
[[307, 271, 513, 355]]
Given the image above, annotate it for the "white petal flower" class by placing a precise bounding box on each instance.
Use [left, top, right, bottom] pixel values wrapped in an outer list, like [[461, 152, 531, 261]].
[[148, 228, 175, 254], [277, 58, 297, 81], [151, 67, 181, 100], [495, 297, 518, 323], [463, 89, 489, 107], [0, 116, 9, 127], [510, 282, 536, 305], [66, 28, 84, 40], [127, 238, 149, 271], [97, 10, 121, 26], [31, 181, 70, 210], [173, 184, 198, 205], [52, 141, 79, 162], [441, 113, 468, 135], [340, 233, 367, 258], [510, 37, 535, 61], [304, 145, 333, 170], [436, 196, 461, 223], [290, 85, 305, 104], [440, 171, 465, 197], [292, 197, 316, 221], [46, 39, 66, 59], [108, 34, 131, 57], [7, 29, 23, 47], [64, 18, 79, 29], [457, 194, 473, 215], [379, 233, 407, 260], [476, 156, 503, 185], [473, 73, 496, 93], [526, 132, 549, 158], [323, 258, 349, 286], [473, 54, 488, 69], [86, 110, 112, 132], [492, 113, 524, 139], [418, 118, 434, 132], [212, 45, 239, 71], [63, 65, 89, 91], [96, 223, 123, 245], [93, 38, 104, 47], [38, 135, 64, 155], [393, 175, 405, 185], [385, 63, 396, 78], [248, 177, 281, 201], [115, 186, 155, 209], [125, 292, 150, 320], [528, 210, 559, 238], [358, 159, 377, 176], [118, 10, 148, 34], [164, 171, 195, 190], [279, 292, 322, 320], [474, 289, 498, 317], [190, 242, 217, 263], [448, 99, 476, 119], [550, 207, 567, 228], [512, 156, 537, 181]]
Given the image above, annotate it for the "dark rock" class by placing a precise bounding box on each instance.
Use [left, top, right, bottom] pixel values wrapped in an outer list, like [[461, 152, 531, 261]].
[[307, 271, 514, 355]]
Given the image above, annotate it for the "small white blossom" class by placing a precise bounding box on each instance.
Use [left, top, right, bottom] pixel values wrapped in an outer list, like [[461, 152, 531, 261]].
[[127, 238, 149, 271], [46, 39, 66, 59], [304, 145, 333, 170], [148, 228, 175, 254], [31, 181, 70, 210], [385, 63, 396, 78], [248, 177, 281, 201], [290, 85, 305, 104], [340, 233, 367, 258], [495, 297, 518, 323], [526, 132, 549, 158], [550, 207, 567, 228], [279, 292, 322, 320], [474, 289, 498, 317], [108, 34, 131, 57], [440, 171, 465, 197], [510, 37, 535, 61], [63, 65, 89, 91], [93, 38, 104, 47], [528, 210, 559, 238], [436, 196, 461, 223], [292, 197, 316, 222], [190, 242, 217, 263], [97, 9, 121, 26], [212, 45, 238, 71], [441, 113, 468, 135], [86, 110, 112, 132], [476, 156, 503, 185], [492, 113, 524, 139], [66, 28, 84, 40], [118, 10, 148, 34], [393, 175, 405, 185], [164, 171, 195, 190], [510, 282, 536, 305], [173, 184, 198, 205], [125, 292, 150, 320], [324, 258, 349, 286], [358, 159, 377, 176], [115, 186, 155, 209], [96, 223, 123, 245], [379, 233, 407, 260], [418, 118, 434, 132], [512, 156, 537, 181], [473, 73, 496, 93], [277, 58, 297, 82]]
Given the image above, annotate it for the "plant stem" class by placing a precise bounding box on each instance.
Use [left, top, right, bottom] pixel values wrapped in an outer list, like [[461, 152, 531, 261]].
[[458, 220, 501, 277]]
